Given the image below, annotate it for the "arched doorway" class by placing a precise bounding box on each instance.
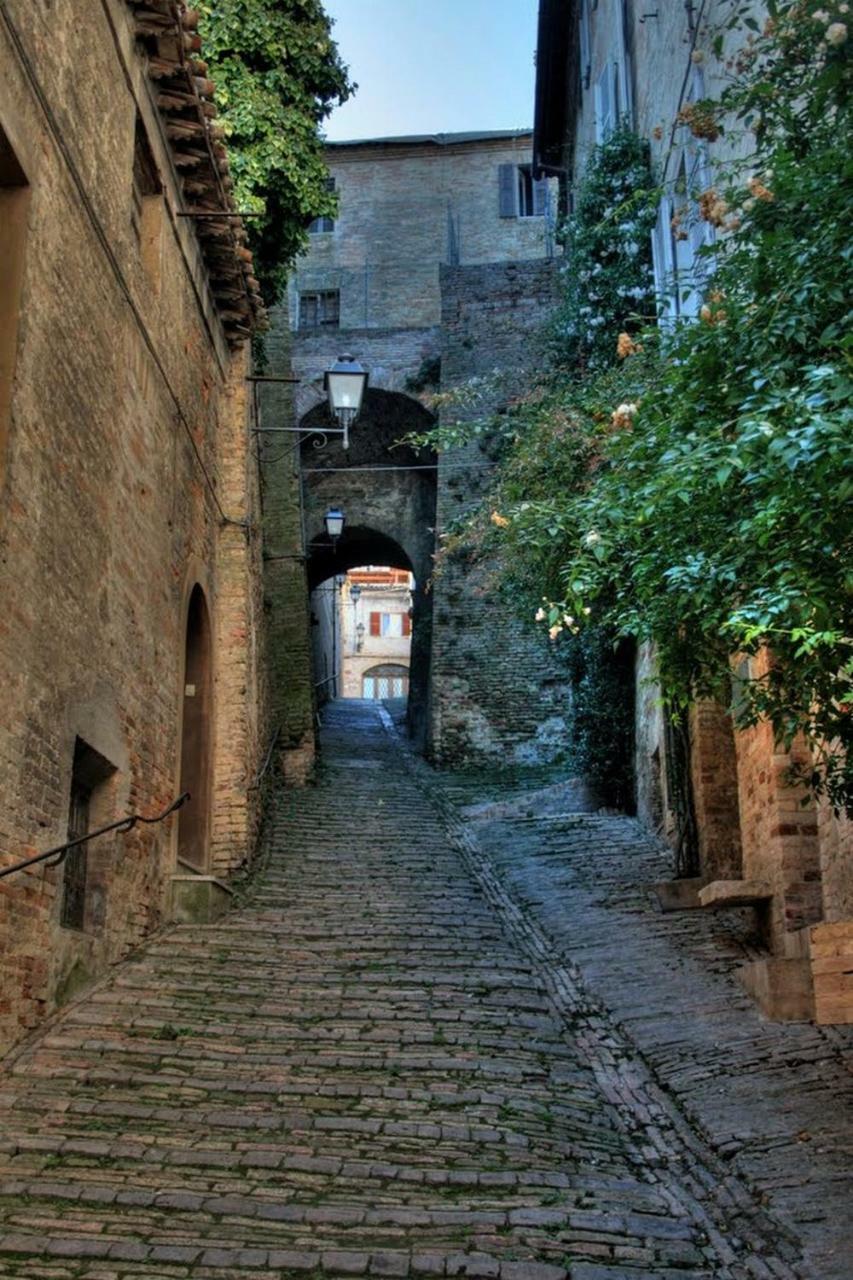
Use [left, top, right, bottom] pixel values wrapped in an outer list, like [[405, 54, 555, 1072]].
[[307, 529, 431, 744], [177, 585, 212, 870]]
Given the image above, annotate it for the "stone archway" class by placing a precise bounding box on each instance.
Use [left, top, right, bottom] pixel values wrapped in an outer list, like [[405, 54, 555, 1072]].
[[300, 389, 437, 749], [177, 585, 212, 871], [307, 529, 431, 747]]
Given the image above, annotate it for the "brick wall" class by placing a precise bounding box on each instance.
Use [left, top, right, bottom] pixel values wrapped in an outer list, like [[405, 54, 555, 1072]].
[[689, 700, 743, 881], [429, 260, 573, 767], [256, 321, 318, 778], [810, 922, 853, 1025], [733, 657, 823, 951], [288, 134, 556, 332], [0, 0, 265, 1054]]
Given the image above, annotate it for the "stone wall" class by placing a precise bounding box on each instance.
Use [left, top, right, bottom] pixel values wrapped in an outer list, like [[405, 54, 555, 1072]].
[[290, 324, 442, 412], [817, 802, 853, 924], [256, 321, 318, 781], [429, 259, 573, 767], [0, 0, 265, 1054]]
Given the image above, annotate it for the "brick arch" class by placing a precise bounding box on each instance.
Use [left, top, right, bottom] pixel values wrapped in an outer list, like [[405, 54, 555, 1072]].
[[299, 386, 436, 469], [307, 526, 413, 593]]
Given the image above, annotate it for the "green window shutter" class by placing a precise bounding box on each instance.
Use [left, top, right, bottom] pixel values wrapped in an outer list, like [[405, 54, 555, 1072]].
[[533, 177, 549, 217], [498, 164, 517, 217]]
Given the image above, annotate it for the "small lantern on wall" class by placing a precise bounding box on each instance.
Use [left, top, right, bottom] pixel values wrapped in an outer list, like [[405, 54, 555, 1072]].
[[324, 507, 345, 543]]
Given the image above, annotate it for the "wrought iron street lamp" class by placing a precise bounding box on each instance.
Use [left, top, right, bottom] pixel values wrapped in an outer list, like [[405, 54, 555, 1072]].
[[324, 354, 368, 449]]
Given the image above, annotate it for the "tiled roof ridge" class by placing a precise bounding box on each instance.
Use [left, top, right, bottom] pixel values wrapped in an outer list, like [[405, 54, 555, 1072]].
[[127, 0, 267, 344]]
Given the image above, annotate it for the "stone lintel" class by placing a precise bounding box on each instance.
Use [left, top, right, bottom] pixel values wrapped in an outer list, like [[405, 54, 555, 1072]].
[[698, 879, 773, 910]]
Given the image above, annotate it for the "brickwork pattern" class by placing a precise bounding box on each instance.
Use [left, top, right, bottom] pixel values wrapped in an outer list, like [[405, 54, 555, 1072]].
[[288, 136, 552, 333], [810, 922, 853, 1026], [0, 700, 820, 1279], [0, 1, 265, 1054], [429, 261, 573, 767]]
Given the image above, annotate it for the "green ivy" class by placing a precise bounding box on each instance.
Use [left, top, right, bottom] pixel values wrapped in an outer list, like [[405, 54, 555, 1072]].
[[420, 1, 853, 809], [197, 0, 353, 301], [548, 128, 657, 373]]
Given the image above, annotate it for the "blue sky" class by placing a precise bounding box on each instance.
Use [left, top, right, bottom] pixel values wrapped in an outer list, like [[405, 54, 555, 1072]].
[[322, 0, 538, 141]]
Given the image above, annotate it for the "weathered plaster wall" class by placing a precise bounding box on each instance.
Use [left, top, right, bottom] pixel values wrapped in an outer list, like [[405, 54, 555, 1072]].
[[572, 0, 765, 179], [0, 0, 265, 1054]]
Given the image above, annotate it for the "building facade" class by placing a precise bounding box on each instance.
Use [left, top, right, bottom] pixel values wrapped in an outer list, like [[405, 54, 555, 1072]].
[[0, 0, 267, 1054], [533, 0, 853, 1022]]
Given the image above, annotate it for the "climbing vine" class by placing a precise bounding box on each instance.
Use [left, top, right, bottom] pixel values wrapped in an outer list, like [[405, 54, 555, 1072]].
[[419, 1, 853, 808], [197, 0, 353, 301], [547, 128, 657, 374]]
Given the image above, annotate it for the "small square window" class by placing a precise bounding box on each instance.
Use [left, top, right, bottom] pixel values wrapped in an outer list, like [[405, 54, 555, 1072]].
[[299, 290, 340, 329]]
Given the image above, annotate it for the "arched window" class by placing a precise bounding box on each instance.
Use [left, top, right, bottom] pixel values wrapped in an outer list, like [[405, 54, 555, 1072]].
[[362, 663, 409, 700]]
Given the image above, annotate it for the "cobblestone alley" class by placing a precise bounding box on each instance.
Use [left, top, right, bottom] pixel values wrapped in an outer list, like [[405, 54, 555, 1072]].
[[0, 702, 850, 1280]]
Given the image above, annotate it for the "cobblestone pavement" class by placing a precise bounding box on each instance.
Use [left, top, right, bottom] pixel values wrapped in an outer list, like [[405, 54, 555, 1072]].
[[435, 786, 853, 1280], [0, 702, 843, 1279]]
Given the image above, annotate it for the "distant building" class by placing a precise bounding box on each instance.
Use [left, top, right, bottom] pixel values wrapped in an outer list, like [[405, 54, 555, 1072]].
[[287, 130, 557, 392], [341, 569, 413, 700]]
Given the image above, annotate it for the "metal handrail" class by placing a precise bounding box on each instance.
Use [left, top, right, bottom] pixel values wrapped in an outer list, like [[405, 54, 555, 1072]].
[[0, 793, 190, 881], [248, 727, 280, 792]]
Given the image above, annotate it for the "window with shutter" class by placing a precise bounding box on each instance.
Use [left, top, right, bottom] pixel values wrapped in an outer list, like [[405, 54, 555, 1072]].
[[670, 152, 714, 320], [651, 196, 678, 330], [498, 163, 517, 217], [369, 611, 381, 636], [616, 0, 634, 127], [402, 613, 411, 637], [515, 166, 547, 219]]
